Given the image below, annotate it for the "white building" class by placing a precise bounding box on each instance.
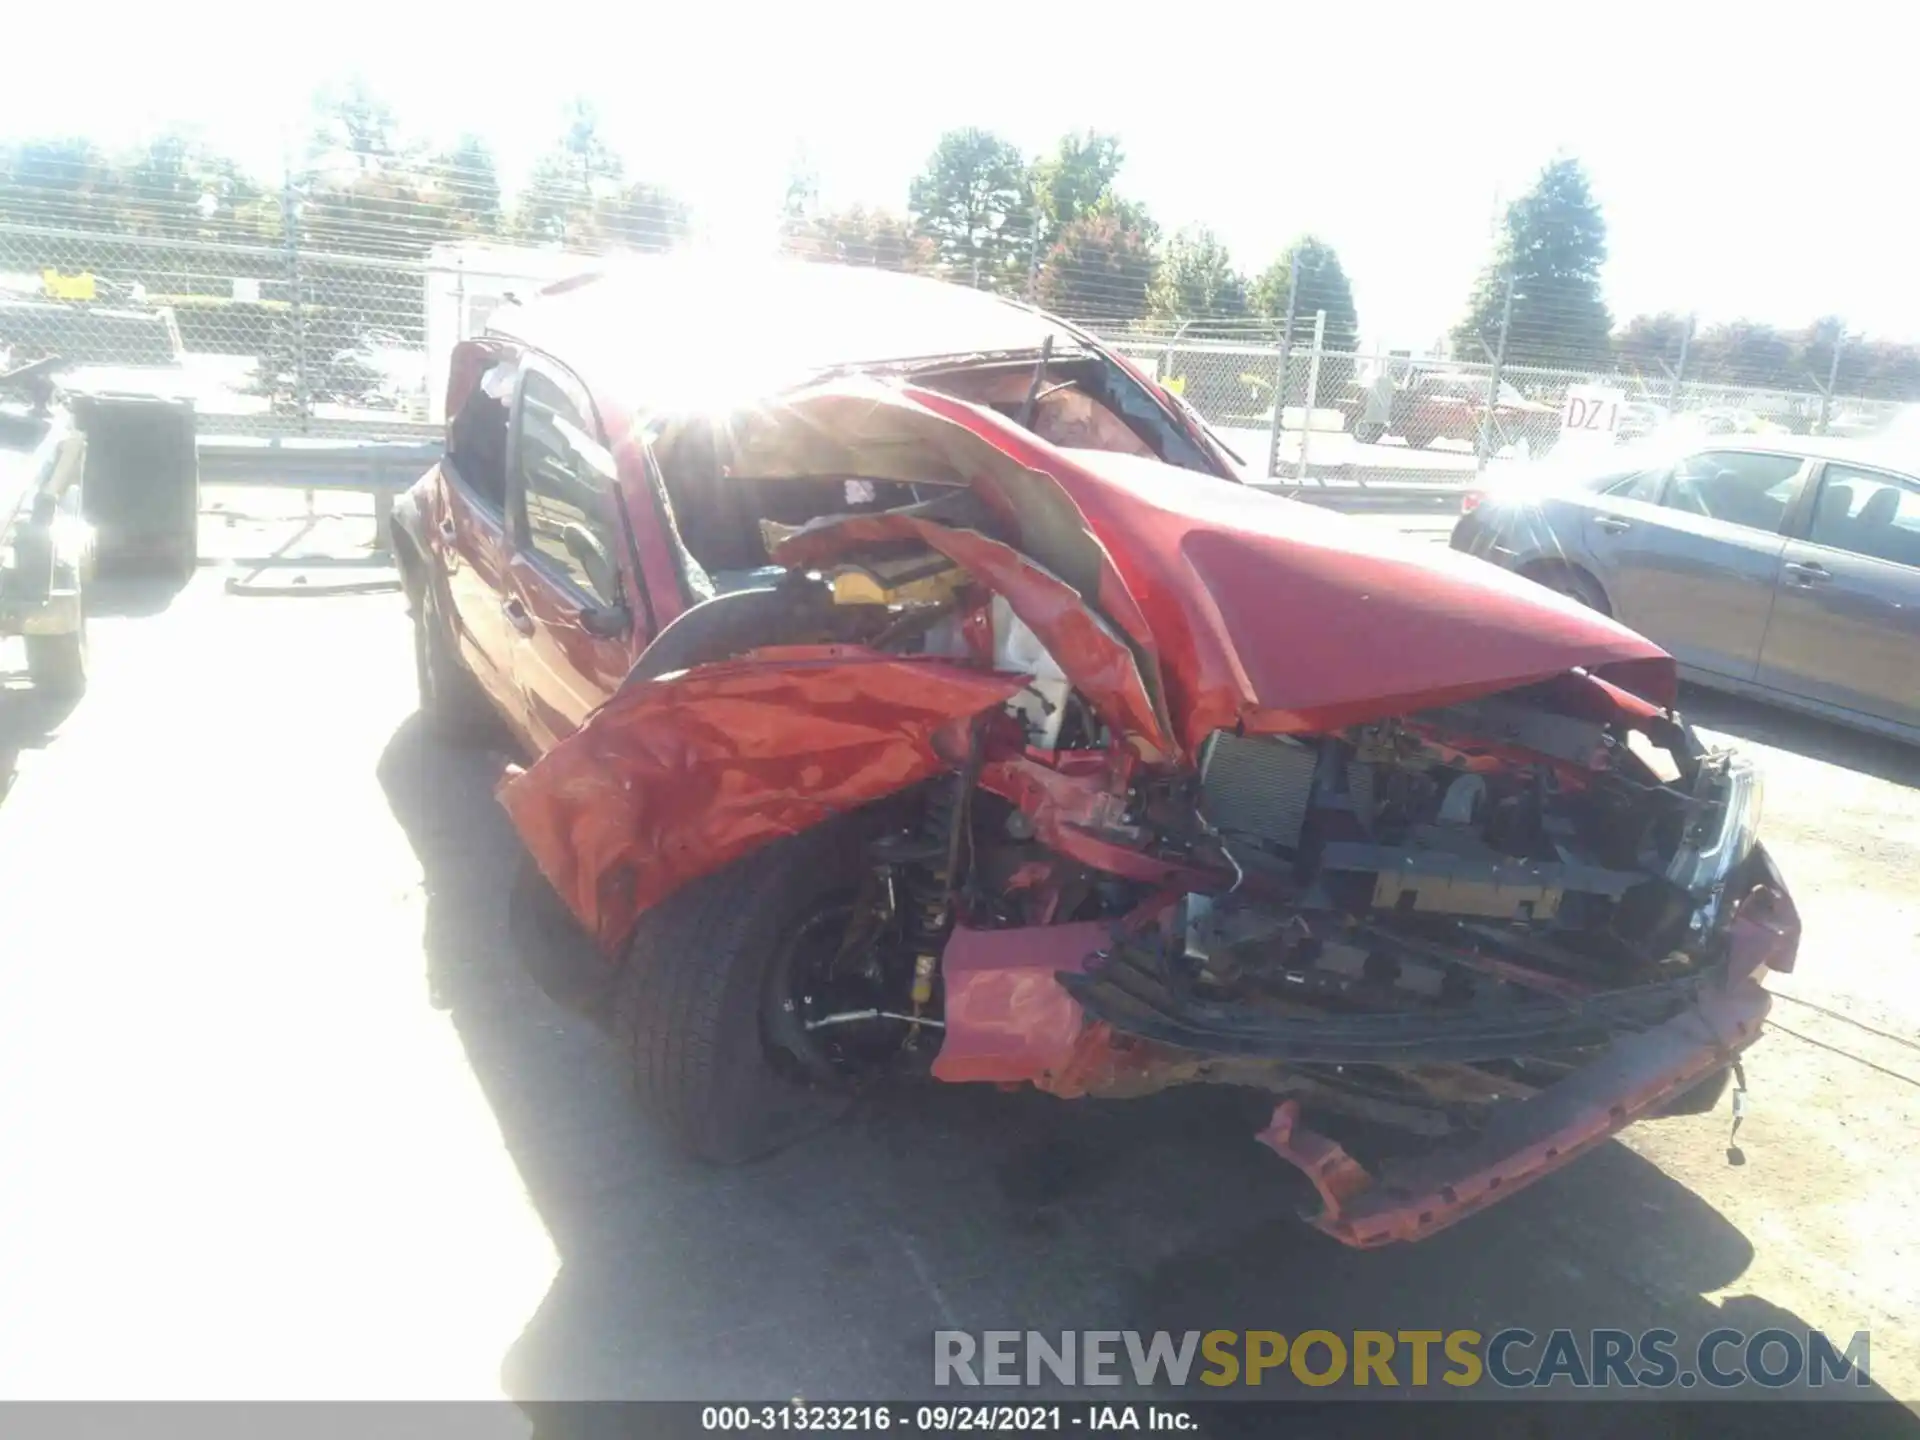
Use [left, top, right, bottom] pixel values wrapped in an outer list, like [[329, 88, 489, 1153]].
[[423, 242, 596, 422]]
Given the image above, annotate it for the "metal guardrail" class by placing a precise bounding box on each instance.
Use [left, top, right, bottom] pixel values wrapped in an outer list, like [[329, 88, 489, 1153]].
[[197, 436, 441, 547], [195, 434, 1469, 531]]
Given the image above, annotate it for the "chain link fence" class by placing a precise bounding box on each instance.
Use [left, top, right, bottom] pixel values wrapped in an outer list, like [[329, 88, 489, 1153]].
[[3, 216, 1908, 474], [1103, 328, 1909, 481]]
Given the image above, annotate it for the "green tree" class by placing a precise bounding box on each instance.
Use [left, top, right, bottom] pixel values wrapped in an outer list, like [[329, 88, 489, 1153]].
[[907, 128, 1033, 289], [308, 76, 398, 172], [1146, 229, 1257, 420], [109, 133, 271, 242], [299, 168, 458, 257], [1794, 315, 1853, 390], [512, 150, 586, 245], [1454, 155, 1611, 365], [432, 134, 502, 236], [1612, 311, 1692, 377], [0, 138, 117, 230], [593, 180, 693, 252], [1034, 212, 1155, 322], [1250, 235, 1360, 351], [1691, 320, 1796, 388], [783, 206, 934, 271], [1030, 130, 1123, 248], [782, 144, 819, 222], [1147, 228, 1251, 334]]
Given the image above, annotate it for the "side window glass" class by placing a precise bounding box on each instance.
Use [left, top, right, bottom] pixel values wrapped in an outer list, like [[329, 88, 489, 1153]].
[[1662, 451, 1804, 532], [1604, 468, 1666, 503], [514, 369, 622, 605], [446, 357, 516, 510], [1809, 466, 1920, 569]]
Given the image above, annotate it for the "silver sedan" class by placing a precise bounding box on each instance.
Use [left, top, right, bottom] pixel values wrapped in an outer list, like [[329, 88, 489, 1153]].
[[1451, 437, 1920, 744]]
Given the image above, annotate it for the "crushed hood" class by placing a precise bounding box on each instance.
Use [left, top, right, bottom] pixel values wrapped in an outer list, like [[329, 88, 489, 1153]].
[[1011, 446, 1677, 747], [727, 383, 1675, 754]]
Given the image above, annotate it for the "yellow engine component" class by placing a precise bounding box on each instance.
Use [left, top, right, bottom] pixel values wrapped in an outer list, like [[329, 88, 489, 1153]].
[[827, 552, 966, 608]]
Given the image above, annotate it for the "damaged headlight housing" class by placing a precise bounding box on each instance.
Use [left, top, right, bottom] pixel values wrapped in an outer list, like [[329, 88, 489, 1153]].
[[1667, 751, 1764, 896]]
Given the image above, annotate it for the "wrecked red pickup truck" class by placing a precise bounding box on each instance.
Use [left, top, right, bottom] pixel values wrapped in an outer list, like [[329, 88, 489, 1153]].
[[391, 257, 1796, 1248]]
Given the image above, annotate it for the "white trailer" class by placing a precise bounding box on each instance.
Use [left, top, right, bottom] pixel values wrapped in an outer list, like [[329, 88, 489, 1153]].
[[423, 243, 595, 423]]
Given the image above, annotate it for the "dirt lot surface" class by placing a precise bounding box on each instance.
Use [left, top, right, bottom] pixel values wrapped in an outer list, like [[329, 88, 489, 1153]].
[[0, 493, 1913, 1428]]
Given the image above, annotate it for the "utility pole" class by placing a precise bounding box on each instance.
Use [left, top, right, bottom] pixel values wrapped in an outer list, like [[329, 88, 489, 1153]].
[[1475, 268, 1516, 479], [280, 161, 308, 433], [1295, 309, 1327, 485], [1265, 259, 1300, 480], [1673, 312, 1695, 412], [1817, 327, 1844, 435]]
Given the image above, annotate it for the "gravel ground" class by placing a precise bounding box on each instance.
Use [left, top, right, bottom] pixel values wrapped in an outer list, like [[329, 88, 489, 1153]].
[[0, 493, 1912, 1425]]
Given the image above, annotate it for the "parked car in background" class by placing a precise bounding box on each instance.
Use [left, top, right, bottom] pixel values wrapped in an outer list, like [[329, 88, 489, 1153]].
[[0, 297, 182, 371], [322, 330, 428, 414], [1360, 370, 1560, 453], [1615, 399, 1671, 443], [1686, 406, 1789, 438], [391, 255, 1796, 1249], [1452, 437, 1920, 744]]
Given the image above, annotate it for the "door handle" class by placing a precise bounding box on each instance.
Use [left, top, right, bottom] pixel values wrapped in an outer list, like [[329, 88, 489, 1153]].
[[503, 597, 535, 636], [1593, 514, 1632, 534], [1783, 560, 1832, 584]]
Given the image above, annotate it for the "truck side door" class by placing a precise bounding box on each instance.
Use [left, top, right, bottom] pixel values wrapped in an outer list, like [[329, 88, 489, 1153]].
[[430, 341, 522, 722], [502, 358, 640, 754]]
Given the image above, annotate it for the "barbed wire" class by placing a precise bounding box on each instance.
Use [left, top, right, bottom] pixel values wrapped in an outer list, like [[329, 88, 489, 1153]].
[[4, 148, 1915, 442]]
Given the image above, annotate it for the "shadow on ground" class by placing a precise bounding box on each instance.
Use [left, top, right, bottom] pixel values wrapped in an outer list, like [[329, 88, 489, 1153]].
[[377, 716, 1915, 1432], [87, 566, 193, 620], [0, 677, 79, 804], [1680, 684, 1920, 791]]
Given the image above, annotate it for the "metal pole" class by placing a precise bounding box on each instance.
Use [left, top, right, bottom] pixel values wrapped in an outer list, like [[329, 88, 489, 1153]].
[[1157, 318, 1195, 387], [1475, 269, 1516, 479], [1672, 312, 1694, 413], [1025, 214, 1042, 303], [1817, 328, 1843, 435], [1266, 261, 1300, 480], [1295, 309, 1326, 485], [281, 167, 310, 436]]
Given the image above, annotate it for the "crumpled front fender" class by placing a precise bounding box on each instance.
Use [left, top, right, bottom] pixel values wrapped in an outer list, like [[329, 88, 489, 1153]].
[[499, 647, 1024, 951]]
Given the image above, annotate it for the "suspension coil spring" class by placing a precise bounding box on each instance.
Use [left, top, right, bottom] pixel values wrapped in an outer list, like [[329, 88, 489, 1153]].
[[903, 783, 958, 1009]]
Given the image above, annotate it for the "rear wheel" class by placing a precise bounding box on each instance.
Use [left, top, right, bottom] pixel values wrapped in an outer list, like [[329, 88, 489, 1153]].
[[26, 627, 87, 699], [1351, 421, 1385, 446], [613, 820, 897, 1163]]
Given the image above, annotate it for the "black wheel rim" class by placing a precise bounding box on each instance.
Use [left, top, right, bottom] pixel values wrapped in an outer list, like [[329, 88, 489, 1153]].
[[762, 890, 904, 1081]]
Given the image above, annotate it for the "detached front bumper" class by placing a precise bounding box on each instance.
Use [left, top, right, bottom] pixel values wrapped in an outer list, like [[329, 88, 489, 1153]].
[[1260, 960, 1770, 1247], [934, 858, 1797, 1249]]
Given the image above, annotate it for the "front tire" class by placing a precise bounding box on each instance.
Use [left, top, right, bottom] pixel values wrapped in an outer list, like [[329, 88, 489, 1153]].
[[26, 626, 87, 699], [613, 822, 878, 1164]]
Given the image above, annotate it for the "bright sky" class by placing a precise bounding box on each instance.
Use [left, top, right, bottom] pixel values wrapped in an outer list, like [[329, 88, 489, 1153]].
[[3, 1, 1907, 347]]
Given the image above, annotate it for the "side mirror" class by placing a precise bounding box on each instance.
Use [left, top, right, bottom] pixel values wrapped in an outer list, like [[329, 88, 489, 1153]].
[[561, 522, 631, 639], [562, 521, 620, 603]]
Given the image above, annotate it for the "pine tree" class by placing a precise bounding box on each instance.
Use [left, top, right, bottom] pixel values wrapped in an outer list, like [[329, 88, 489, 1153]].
[[1454, 156, 1611, 366]]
